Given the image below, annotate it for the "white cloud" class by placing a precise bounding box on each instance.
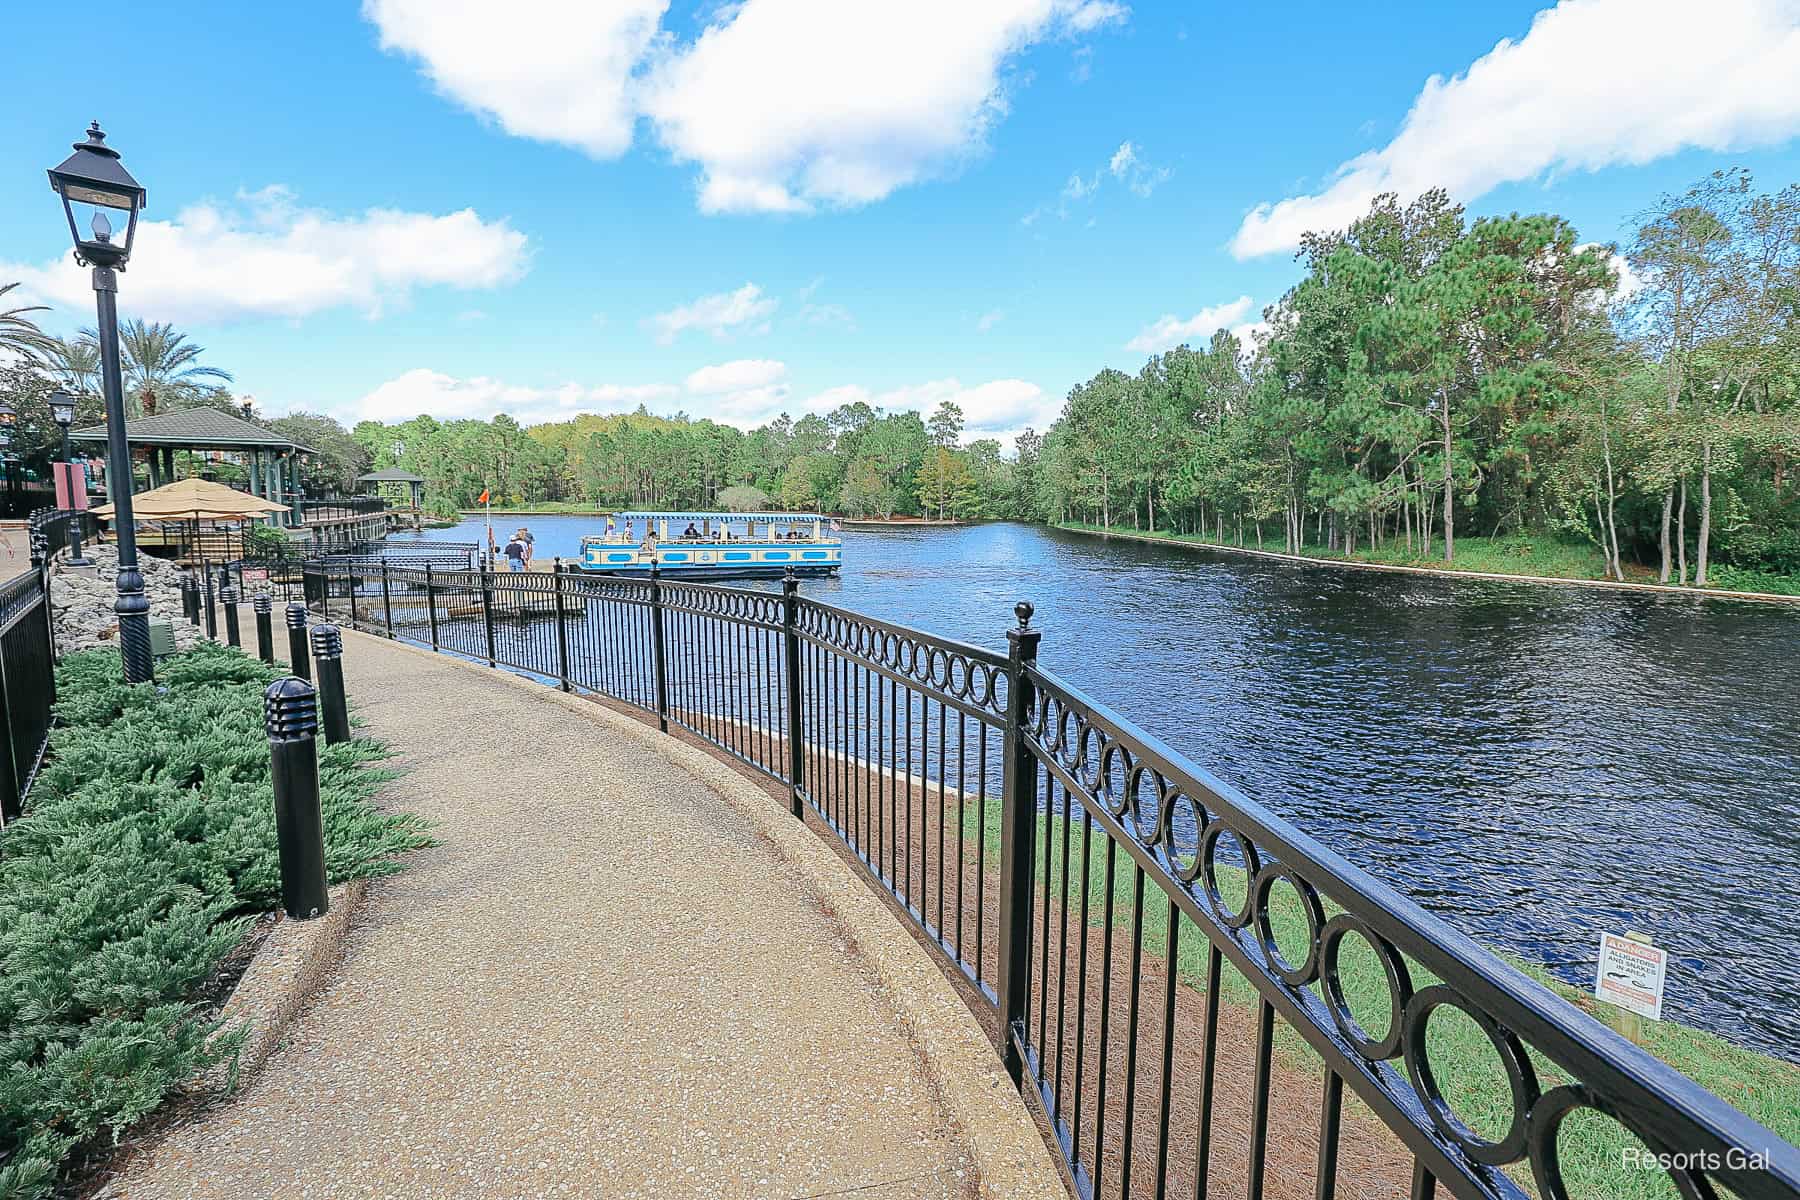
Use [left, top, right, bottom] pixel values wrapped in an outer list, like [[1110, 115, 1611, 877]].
[[348, 368, 678, 426], [1063, 172, 1099, 202], [645, 283, 778, 343], [976, 309, 1006, 332], [685, 358, 788, 394], [363, 0, 667, 158], [1107, 139, 1169, 197], [1124, 296, 1255, 354], [369, 0, 1126, 215], [799, 377, 1057, 443], [1027, 138, 1167, 222], [1062, 1, 1129, 34], [2, 186, 528, 326], [1232, 0, 1800, 258], [800, 301, 856, 329]]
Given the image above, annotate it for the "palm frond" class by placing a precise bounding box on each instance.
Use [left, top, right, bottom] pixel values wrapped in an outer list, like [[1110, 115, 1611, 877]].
[[0, 281, 58, 364]]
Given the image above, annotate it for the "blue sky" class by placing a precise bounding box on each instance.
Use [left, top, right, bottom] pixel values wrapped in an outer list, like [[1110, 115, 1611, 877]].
[[4, 0, 1800, 443]]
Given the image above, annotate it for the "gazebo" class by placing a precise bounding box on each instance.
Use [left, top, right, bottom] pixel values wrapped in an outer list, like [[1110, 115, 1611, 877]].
[[70, 408, 316, 527], [357, 467, 426, 530]]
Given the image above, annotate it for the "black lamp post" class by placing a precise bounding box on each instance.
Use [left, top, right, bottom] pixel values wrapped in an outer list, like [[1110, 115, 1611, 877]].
[[0, 401, 14, 516], [48, 122, 152, 683], [47, 390, 91, 565]]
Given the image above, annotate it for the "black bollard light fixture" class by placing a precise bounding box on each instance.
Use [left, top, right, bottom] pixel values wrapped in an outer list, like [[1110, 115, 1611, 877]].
[[47, 390, 91, 566], [181, 571, 200, 624], [202, 561, 218, 639], [253, 592, 274, 663], [220, 583, 240, 647], [263, 677, 329, 919], [310, 623, 350, 745], [47, 122, 151, 683], [285, 601, 310, 681]]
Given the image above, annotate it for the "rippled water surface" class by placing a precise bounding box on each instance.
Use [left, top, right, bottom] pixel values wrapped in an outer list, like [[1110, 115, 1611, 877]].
[[419, 517, 1800, 1057]]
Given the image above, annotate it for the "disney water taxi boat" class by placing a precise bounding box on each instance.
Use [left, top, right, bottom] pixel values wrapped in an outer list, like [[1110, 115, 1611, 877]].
[[578, 511, 843, 579]]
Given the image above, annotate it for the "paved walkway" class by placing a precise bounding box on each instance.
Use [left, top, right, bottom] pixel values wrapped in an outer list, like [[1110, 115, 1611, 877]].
[[112, 629, 1058, 1199]]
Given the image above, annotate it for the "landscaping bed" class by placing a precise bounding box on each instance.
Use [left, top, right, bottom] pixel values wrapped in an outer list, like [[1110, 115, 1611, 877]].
[[0, 645, 430, 1200]]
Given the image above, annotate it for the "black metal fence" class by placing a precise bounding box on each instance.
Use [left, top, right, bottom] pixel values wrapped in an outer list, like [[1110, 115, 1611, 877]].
[[0, 543, 58, 824], [300, 496, 387, 523], [300, 558, 1800, 1200]]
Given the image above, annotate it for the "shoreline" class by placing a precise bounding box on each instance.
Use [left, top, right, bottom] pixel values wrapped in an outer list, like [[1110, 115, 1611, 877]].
[[1057, 523, 1800, 606]]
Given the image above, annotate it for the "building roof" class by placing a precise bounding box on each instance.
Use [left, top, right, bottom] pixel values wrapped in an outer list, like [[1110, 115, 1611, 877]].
[[70, 407, 317, 453], [357, 467, 426, 483]]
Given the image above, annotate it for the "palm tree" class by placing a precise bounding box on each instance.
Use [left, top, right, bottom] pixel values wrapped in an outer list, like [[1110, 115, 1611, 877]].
[[75, 319, 232, 417], [54, 337, 101, 397], [1, 282, 57, 364]]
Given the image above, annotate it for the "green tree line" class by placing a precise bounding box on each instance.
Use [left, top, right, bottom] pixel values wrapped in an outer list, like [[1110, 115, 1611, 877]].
[[1026, 173, 1800, 588]]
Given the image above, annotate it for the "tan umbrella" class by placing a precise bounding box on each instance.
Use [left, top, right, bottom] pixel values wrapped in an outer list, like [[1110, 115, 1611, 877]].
[[92, 477, 289, 520]]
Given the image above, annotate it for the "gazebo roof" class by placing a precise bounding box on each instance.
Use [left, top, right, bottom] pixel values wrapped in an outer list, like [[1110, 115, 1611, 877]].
[[357, 467, 426, 483], [70, 408, 316, 453]]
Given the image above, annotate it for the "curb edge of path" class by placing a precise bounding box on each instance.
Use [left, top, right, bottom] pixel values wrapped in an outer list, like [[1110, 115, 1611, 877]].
[[341, 629, 1068, 1200], [207, 880, 366, 1090]]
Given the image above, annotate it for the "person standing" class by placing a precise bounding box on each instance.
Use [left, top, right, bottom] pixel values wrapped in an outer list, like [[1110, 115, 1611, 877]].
[[503, 532, 527, 572], [515, 526, 535, 566]]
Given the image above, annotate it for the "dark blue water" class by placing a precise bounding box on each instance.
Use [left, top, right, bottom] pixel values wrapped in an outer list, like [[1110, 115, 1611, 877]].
[[404, 517, 1800, 1058]]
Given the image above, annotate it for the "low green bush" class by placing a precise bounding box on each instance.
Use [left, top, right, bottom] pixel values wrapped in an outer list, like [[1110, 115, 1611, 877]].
[[0, 645, 430, 1200]]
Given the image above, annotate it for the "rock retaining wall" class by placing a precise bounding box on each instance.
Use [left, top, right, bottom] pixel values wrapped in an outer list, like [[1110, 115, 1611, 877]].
[[50, 544, 203, 655]]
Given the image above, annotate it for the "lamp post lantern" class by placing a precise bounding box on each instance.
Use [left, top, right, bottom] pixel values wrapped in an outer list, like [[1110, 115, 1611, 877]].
[[48, 122, 152, 682], [47, 390, 91, 565]]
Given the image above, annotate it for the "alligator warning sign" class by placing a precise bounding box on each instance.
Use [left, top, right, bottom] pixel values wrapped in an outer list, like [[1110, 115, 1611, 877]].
[[1595, 932, 1667, 1021]]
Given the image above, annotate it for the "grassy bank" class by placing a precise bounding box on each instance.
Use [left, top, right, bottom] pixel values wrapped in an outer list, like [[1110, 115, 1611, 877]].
[[1058, 522, 1800, 598], [977, 802, 1798, 1199], [0, 646, 431, 1200]]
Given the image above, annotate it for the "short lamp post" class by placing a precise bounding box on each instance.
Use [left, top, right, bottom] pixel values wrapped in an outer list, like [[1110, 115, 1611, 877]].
[[47, 122, 152, 683], [47, 390, 91, 565]]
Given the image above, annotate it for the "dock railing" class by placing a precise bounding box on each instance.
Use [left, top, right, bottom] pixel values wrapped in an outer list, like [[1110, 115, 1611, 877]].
[[300, 557, 1800, 1200]]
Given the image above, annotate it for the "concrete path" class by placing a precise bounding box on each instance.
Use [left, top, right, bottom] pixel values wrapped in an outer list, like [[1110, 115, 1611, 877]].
[[111, 627, 1060, 1199]]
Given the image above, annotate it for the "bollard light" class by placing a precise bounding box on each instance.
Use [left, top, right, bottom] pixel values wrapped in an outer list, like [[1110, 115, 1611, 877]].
[[220, 583, 241, 647], [310, 623, 351, 745], [286, 601, 311, 682], [253, 591, 274, 663], [203, 565, 219, 639], [263, 677, 329, 919]]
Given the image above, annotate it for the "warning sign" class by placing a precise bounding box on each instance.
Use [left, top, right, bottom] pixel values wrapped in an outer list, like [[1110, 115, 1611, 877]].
[[1595, 933, 1667, 1021]]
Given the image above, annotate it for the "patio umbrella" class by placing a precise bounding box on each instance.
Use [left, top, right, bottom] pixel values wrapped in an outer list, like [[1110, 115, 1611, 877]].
[[92, 477, 289, 520]]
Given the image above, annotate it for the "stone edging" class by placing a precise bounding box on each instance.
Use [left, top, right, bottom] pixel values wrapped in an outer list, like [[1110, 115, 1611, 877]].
[[207, 880, 366, 1089], [1058, 524, 1800, 605], [342, 628, 1067, 1199]]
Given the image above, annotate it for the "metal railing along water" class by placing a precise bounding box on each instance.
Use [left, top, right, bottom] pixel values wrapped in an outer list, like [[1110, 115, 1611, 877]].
[[299, 558, 1800, 1200]]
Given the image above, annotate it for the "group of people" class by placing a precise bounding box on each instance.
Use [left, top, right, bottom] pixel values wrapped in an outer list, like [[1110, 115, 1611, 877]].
[[488, 526, 535, 571]]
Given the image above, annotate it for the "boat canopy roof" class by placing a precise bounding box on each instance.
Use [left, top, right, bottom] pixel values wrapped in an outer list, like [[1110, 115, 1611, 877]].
[[614, 511, 826, 523]]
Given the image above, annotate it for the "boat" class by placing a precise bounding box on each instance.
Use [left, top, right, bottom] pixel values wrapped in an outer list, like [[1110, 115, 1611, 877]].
[[578, 511, 843, 579]]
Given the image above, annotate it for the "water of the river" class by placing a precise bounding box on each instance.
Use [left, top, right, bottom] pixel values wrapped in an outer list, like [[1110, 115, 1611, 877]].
[[408, 516, 1800, 1059]]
